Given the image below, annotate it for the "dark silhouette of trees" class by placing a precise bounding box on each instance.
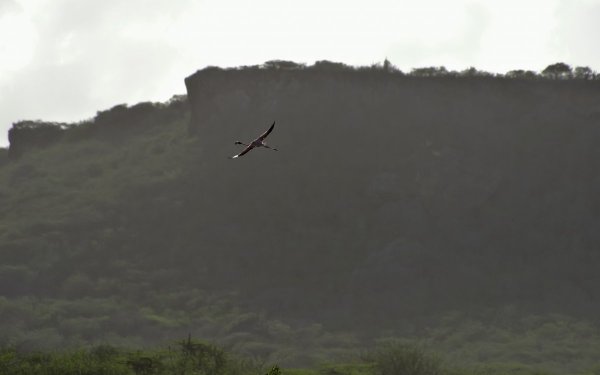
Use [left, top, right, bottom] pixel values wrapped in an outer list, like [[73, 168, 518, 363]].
[[382, 58, 402, 73], [505, 70, 538, 79], [263, 60, 306, 70], [542, 62, 573, 79], [311, 60, 352, 71], [409, 66, 448, 77], [459, 67, 493, 77], [181, 59, 599, 81], [7, 121, 67, 159], [574, 66, 595, 80]]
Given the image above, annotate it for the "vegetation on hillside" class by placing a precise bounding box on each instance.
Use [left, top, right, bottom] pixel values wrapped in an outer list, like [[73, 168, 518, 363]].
[[1, 61, 600, 372]]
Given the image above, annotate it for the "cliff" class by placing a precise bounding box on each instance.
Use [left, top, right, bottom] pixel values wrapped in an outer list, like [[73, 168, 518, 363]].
[[183, 65, 600, 319]]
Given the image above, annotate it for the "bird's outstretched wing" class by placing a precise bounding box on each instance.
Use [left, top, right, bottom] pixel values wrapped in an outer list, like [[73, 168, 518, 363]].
[[229, 145, 255, 159], [258, 121, 275, 141]]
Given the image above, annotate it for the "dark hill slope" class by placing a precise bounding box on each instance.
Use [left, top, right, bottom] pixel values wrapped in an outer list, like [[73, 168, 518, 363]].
[[2, 66, 600, 356], [184, 67, 600, 322]]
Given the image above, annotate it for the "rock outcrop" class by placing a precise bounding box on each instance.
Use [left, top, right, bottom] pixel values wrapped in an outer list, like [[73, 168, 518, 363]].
[[184, 65, 600, 319]]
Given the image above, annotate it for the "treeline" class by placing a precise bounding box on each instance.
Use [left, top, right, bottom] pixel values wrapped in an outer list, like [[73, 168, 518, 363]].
[[209, 59, 599, 80], [6, 94, 188, 159]]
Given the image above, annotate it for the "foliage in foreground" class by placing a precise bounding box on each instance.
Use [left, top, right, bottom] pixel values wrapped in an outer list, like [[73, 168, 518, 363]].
[[0, 337, 261, 375], [3, 292, 600, 372], [367, 342, 444, 375], [3, 340, 599, 375]]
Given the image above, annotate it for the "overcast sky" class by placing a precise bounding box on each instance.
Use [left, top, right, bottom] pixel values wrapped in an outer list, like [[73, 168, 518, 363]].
[[1, 0, 599, 147]]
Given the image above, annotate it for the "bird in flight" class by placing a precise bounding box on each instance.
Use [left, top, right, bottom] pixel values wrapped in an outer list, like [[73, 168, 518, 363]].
[[229, 121, 278, 159]]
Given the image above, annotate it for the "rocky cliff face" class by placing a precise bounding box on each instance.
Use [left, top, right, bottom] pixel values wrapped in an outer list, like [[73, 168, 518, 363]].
[[184, 66, 600, 321]]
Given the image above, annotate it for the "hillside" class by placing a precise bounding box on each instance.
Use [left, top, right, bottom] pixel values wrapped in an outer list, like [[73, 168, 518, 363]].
[[2, 62, 600, 371], [184, 63, 600, 320]]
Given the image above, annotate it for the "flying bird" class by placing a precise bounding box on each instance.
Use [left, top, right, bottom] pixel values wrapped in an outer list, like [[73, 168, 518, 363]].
[[229, 121, 278, 159]]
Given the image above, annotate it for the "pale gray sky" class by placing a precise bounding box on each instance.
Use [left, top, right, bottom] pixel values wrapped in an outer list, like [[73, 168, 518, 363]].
[[1, 0, 599, 147]]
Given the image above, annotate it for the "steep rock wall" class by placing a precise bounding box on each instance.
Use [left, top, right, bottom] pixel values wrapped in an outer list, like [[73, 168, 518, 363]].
[[184, 67, 600, 320]]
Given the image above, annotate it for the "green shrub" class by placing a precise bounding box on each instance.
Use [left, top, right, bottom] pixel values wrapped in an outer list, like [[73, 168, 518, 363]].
[[367, 343, 444, 375]]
